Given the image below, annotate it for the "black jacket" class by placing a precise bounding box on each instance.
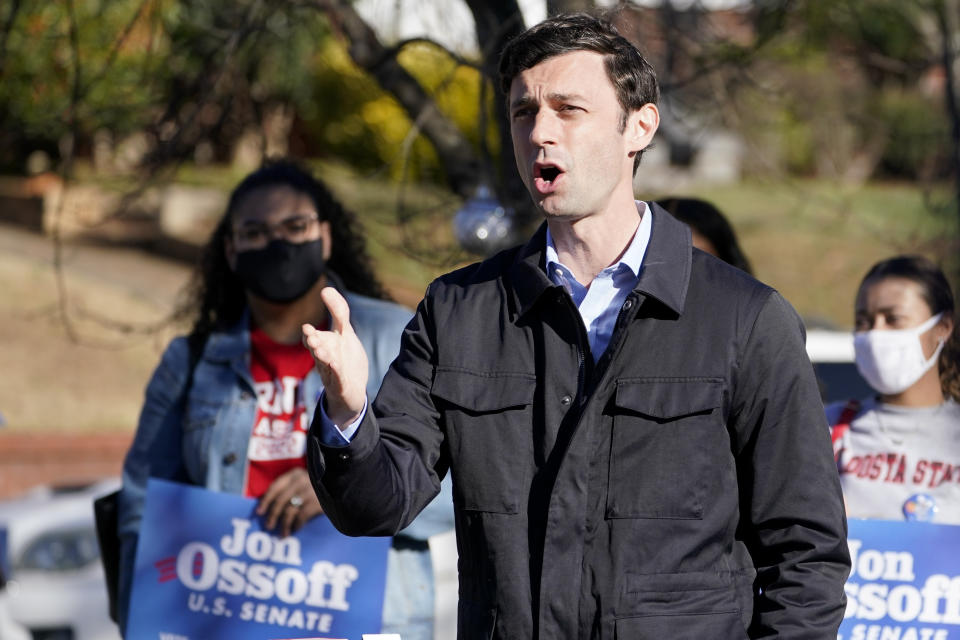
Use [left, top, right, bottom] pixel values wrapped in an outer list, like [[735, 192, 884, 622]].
[[308, 206, 850, 639]]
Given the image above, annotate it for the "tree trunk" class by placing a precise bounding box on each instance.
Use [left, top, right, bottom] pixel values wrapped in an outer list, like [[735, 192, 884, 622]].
[[463, 0, 538, 228], [307, 0, 483, 198], [933, 0, 960, 270]]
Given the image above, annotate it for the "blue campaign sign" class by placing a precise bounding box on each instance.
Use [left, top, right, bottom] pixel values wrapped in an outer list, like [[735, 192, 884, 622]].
[[127, 479, 391, 640], [840, 519, 960, 640]]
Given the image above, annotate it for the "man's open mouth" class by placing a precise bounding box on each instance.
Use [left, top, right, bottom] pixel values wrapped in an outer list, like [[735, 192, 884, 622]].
[[532, 163, 564, 195], [533, 163, 565, 196], [539, 166, 561, 182]]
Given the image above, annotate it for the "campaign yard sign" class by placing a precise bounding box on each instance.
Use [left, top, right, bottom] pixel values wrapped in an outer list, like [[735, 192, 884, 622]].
[[840, 519, 960, 640], [127, 479, 391, 639]]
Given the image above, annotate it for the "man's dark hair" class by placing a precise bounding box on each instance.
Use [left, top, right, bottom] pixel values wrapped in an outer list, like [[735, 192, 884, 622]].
[[498, 13, 659, 131], [178, 159, 387, 349]]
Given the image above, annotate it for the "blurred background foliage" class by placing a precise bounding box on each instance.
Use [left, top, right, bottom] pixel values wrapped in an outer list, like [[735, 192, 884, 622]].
[[0, 0, 950, 183], [0, 0, 500, 184], [0, 0, 957, 434], [0, 0, 956, 319], [308, 38, 498, 181]]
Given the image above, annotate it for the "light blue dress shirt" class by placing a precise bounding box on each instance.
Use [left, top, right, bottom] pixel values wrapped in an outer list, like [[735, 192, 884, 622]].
[[545, 201, 651, 361]]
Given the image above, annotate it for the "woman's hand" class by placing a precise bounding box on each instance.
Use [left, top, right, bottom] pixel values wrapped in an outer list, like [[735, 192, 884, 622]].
[[256, 467, 323, 537]]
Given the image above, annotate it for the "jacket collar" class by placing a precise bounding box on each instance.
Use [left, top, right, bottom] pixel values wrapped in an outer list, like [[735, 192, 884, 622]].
[[204, 311, 250, 363], [632, 202, 690, 315], [508, 203, 691, 319], [509, 223, 556, 319]]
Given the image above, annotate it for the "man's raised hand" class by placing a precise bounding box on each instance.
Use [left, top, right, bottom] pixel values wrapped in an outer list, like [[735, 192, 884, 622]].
[[301, 287, 369, 428]]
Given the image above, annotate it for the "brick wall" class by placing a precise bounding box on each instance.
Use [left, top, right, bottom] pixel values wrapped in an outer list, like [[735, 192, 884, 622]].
[[0, 432, 132, 499]]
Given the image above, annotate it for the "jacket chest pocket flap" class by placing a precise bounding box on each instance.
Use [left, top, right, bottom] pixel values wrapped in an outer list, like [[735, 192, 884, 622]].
[[432, 369, 536, 514], [607, 378, 724, 520]]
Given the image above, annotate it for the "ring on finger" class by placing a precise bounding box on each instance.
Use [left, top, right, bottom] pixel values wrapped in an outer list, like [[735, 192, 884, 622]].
[[289, 494, 304, 509]]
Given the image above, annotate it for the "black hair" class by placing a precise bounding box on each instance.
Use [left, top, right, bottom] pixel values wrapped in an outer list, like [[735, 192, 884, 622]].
[[860, 255, 959, 401], [178, 159, 387, 348], [498, 13, 659, 172], [657, 197, 753, 275]]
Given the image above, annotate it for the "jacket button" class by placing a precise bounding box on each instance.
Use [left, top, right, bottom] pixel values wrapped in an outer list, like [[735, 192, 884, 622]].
[[338, 452, 350, 462], [622, 299, 634, 311], [560, 395, 572, 406], [223, 452, 237, 465]]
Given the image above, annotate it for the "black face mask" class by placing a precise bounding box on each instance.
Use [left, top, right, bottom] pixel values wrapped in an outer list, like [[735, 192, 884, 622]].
[[233, 238, 326, 303]]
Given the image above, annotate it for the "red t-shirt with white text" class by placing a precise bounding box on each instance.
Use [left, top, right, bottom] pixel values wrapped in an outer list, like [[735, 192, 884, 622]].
[[244, 327, 317, 498]]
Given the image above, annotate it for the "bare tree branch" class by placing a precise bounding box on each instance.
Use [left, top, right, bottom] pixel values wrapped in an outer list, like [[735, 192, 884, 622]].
[[44, 0, 278, 345], [80, 0, 153, 98], [380, 36, 484, 72], [54, 0, 86, 342], [145, 0, 269, 166], [932, 0, 960, 252]]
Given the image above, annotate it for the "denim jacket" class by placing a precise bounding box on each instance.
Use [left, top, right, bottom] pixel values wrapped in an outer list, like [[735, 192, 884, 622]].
[[117, 288, 454, 638]]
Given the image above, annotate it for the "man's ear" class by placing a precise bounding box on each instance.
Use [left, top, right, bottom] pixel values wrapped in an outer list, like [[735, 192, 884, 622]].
[[625, 103, 659, 155], [939, 314, 954, 343]]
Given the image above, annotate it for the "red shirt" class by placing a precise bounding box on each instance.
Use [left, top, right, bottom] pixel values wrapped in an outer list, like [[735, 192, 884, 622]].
[[244, 327, 317, 498]]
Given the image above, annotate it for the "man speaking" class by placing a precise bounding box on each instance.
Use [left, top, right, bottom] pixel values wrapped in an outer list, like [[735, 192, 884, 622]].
[[302, 13, 850, 639]]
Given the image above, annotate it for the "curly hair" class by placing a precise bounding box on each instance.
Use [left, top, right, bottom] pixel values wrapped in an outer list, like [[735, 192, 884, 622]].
[[178, 159, 387, 350], [860, 255, 960, 402]]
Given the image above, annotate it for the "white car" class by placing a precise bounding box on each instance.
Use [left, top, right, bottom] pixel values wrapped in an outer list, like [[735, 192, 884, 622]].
[[805, 328, 872, 405], [0, 478, 122, 640], [0, 580, 30, 640]]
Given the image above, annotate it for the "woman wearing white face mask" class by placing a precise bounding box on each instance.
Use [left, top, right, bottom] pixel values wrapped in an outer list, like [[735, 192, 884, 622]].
[[828, 255, 960, 524]]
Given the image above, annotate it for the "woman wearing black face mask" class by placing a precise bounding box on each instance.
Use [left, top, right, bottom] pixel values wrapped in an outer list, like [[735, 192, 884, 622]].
[[828, 255, 960, 525], [116, 160, 454, 638]]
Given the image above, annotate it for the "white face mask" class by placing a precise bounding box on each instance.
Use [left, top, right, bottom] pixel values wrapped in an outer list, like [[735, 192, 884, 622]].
[[853, 312, 945, 395]]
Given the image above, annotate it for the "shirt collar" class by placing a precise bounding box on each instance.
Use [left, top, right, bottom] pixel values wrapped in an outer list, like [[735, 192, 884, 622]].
[[545, 201, 651, 285]]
